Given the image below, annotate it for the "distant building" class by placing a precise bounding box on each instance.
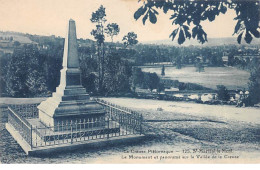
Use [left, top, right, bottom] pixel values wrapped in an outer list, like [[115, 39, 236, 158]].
[[222, 56, 228, 64]]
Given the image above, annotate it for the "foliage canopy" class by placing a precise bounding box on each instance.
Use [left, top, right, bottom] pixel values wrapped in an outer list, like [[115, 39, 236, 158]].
[[122, 32, 139, 47], [134, 0, 260, 44]]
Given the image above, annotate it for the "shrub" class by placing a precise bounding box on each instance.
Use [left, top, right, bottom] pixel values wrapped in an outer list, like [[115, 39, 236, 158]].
[[216, 85, 230, 101]]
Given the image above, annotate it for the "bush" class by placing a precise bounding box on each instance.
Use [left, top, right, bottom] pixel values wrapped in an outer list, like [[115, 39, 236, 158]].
[[216, 85, 230, 101], [161, 65, 165, 76], [248, 64, 260, 106]]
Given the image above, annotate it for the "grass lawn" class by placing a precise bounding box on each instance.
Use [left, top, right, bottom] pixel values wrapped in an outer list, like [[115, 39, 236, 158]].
[[141, 66, 250, 90]]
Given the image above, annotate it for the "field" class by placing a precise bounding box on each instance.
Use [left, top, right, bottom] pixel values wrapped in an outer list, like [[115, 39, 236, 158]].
[[0, 32, 35, 44], [141, 66, 250, 90], [0, 97, 259, 163]]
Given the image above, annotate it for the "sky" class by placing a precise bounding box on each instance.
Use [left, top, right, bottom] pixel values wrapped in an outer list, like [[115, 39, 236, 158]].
[[0, 0, 237, 42]]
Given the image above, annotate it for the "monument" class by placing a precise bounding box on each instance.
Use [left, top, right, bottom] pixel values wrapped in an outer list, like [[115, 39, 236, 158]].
[[5, 19, 143, 156], [38, 19, 106, 130]]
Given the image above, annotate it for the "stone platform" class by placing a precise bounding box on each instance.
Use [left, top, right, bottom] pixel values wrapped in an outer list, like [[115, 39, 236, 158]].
[[6, 119, 144, 156], [27, 118, 120, 142]]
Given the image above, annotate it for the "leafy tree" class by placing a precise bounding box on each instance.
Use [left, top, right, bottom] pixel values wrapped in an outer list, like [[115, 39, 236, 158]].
[[0, 53, 11, 96], [103, 52, 132, 94], [234, 57, 241, 66], [177, 82, 186, 91], [122, 32, 138, 47], [90, 43, 96, 55], [228, 52, 235, 66], [90, 5, 121, 93], [245, 57, 251, 69], [175, 55, 182, 69], [196, 62, 205, 73], [161, 65, 165, 76], [131, 67, 144, 92], [5, 45, 47, 97], [40, 40, 63, 92], [209, 52, 224, 66], [157, 83, 165, 94], [90, 5, 107, 93], [144, 72, 160, 92], [134, 0, 259, 45], [84, 73, 97, 94], [80, 56, 98, 94], [195, 58, 204, 72], [248, 62, 260, 105], [216, 85, 230, 101], [26, 69, 47, 96], [13, 41, 21, 47], [5, 48, 29, 97], [105, 23, 120, 42]]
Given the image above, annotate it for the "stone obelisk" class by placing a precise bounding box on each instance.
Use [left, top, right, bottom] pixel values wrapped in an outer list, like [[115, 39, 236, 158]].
[[38, 19, 105, 130]]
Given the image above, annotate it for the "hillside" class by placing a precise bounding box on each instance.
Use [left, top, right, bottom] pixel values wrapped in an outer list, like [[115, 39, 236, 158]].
[[143, 37, 260, 47], [0, 31, 36, 44], [0, 31, 95, 55]]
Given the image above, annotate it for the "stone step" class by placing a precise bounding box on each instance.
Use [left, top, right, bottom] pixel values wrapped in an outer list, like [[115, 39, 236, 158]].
[[56, 86, 87, 95], [36, 128, 120, 142], [52, 93, 90, 101], [61, 94, 90, 101]]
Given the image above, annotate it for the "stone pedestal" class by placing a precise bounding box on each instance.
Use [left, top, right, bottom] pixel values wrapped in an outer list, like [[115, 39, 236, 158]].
[[38, 19, 105, 130]]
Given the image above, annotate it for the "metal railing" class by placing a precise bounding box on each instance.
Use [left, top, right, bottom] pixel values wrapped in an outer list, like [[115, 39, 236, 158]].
[[7, 107, 33, 148], [95, 98, 143, 134], [7, 101, 144, 149], [9, 104, 38, 119], [31, 118, 121, 148]]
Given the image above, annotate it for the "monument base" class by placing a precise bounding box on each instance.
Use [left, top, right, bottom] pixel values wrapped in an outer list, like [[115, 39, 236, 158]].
[[39, 111, 106, 131], [38, 85, 106, 131], [6, 121, 144, 156]]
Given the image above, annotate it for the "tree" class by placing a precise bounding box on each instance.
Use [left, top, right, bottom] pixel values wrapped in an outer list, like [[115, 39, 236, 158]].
[[26, 69, 47, 96], [196, 62, 205, 73], [228, 52, 235, 66], [41, 40, 63, 92], [5, 45, 47, 97], [90, 5, 121, 94], [80, 55, 98, 94], [248, 63, 260, 105], [90, 5, 107, 93], [175, 55, 182, 69], [195, 58, 204, 72], [84, 73, 97, 94], [90, 42, 96, 55], [161, 65, 165, 76], [157, 83, 165, 94], [245, 57, 251, 69], [209, 52, 224, 67], [0, 53, 11, 96], [105, 23, 120, 42], [216, 85, 230, 101], [134, 0, 259, 45], [122, 32, 138, 47], [13, 41, 21, 47], [131, 67, 144, 92], [103, 52, 132, 94], [144, 72, 160, 92]]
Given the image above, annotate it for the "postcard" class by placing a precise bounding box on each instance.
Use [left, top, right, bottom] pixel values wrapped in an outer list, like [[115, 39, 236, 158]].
[[0, 0, 259, 164]]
